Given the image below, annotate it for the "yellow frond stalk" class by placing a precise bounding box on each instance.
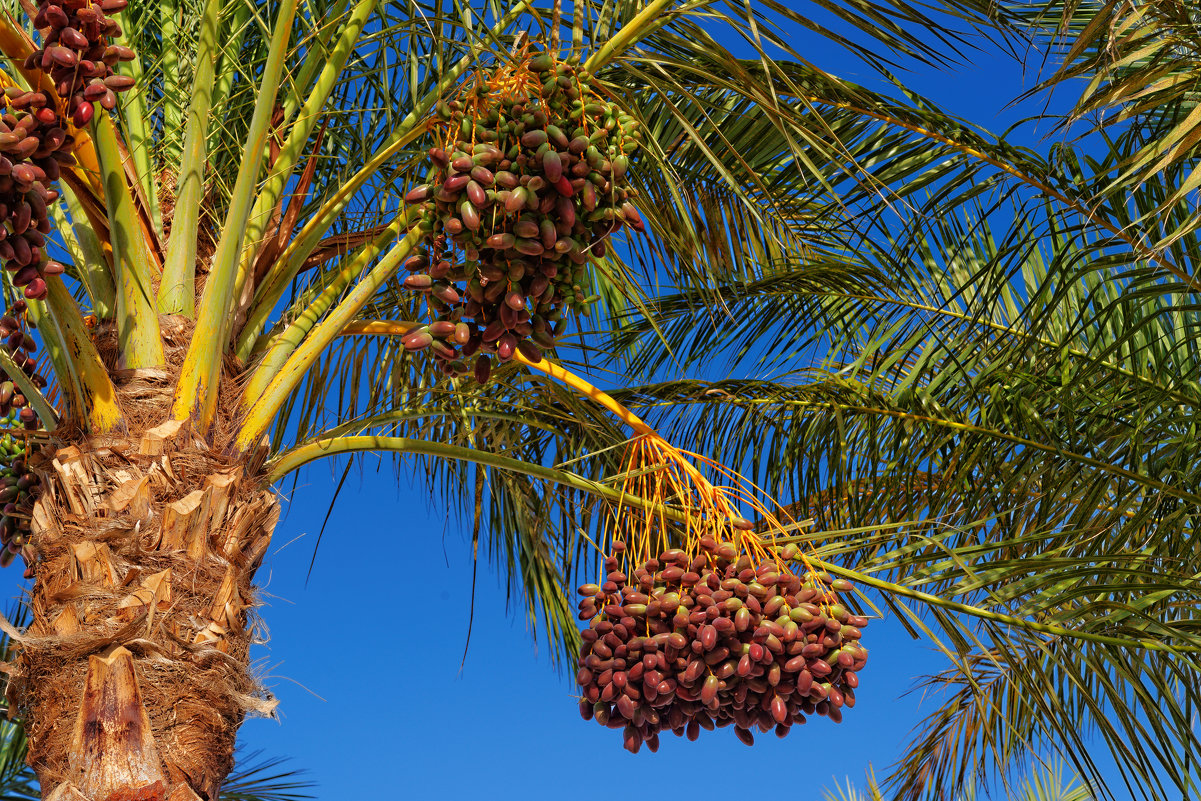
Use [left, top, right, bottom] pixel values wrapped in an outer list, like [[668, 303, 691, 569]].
[[517, 354, 825, 583], [329, 319, 829, 584]]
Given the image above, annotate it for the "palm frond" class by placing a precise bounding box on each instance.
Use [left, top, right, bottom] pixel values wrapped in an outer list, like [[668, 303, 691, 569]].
[[1001, 1, 1201, 248], [467, 184, 1201, 796], [219, 750, 314, 801]]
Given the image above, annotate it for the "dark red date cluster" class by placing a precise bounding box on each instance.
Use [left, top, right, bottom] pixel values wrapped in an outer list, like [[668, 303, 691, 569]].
[[30, 0, 136, 127], [576, 538, 868, 752]]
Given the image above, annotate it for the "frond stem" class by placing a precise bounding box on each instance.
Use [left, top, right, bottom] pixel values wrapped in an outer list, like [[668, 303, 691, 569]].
[[799, 556, 1201, 656], [92, 115, 163, 368], [517, 353, 657, 437], [585, 0, 677, 72], [175, 0, 300, 431], [158, 0, 224, 317], [234, 220, 424, 452], [238, 0, 535, 357], [265, 434, 686, 521], [0, 348, 56, 431], [40, 278, 124, 433], [675, 393, 1201, 506]]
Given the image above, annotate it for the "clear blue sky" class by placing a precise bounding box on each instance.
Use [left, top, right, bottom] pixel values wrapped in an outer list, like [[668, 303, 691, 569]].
[[238, 464, 935, 796], [226, 15, 1107, 801]]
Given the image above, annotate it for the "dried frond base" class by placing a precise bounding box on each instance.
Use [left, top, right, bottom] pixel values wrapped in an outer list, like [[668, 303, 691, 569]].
[[13, 367, 278, 801]]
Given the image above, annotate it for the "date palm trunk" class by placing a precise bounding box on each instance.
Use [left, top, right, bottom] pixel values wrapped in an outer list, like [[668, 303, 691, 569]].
[[11, 329, 279, 801]]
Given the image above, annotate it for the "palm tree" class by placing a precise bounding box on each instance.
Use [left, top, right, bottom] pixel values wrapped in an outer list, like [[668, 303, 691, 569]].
[[0, 0, 1195, 798], [0, 0, 1021, 797]]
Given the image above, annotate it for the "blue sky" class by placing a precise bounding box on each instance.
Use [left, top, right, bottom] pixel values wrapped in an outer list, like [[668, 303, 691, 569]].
[[238, 463, 935, 796], [226, 13, 1108, 801]]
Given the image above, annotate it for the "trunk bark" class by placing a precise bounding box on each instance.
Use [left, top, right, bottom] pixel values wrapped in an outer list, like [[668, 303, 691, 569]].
[[14, 406, 279, 801]]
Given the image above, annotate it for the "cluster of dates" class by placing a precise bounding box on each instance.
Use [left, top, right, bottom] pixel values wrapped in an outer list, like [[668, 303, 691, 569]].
[[576, 538, 868, 753], [0, 302, 43, 577], [29, 0, 136, 127], [0, 90, 71, 301], [0, 0, 133, 300], [402, 50, 643, 382], [0, 411, 40, 576], [0, 303, 48, 428]]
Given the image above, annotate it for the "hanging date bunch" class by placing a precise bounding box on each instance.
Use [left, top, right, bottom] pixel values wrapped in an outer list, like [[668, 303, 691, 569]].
[[0, 302, 46, 576], [566, 432, 869, 753], [402, 48, 644, 382], [29, 0, 136, 127], [0, 88, 72, 301], [575, 538, 869, 752], [0, 0, 134, 301]]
